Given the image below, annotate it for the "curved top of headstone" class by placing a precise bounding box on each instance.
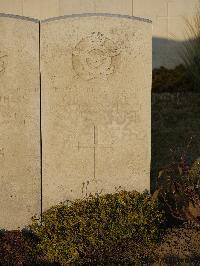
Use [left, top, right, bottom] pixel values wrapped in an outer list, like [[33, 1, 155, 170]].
[[0, 13, 39, 23], [0, 13, 152, 24], [42, 13, 152, 24]]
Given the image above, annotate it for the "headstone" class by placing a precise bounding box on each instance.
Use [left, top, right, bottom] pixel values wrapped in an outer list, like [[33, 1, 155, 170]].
[[0, 14, 40, 229], [41, 14, 152, 210]]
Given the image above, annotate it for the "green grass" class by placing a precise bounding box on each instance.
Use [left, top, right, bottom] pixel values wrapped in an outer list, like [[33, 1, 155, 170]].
[[151, 92, 200, 191]]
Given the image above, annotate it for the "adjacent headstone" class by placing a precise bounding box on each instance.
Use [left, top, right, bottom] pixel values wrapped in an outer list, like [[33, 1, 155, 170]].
[[41, 14, 152, 210], [0, 14, 40, 229]]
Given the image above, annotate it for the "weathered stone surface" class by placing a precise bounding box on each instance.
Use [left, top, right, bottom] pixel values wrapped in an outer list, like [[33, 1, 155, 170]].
[[0, 0, 198, 68], [0, 15, 40, 229], [41, 14, 152, 210]]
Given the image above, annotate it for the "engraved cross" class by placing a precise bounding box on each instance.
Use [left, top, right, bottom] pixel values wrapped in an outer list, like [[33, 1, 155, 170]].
[[77, 125, 113, 180]]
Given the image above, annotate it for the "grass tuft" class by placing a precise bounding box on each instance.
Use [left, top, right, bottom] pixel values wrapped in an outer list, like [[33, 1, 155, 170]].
[[180, 1, 200, 90]]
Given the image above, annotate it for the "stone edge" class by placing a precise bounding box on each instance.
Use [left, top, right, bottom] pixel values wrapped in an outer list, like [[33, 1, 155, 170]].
[[41, 13, 152, 24], [0, 13, 152, 24], [0, 13, 39, 23]]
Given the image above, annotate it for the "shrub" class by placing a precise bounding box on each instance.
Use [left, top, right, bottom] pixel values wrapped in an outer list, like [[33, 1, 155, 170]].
[[30, 190, 165, 265], [0, 230, 38, 265], [152, 64, 193, 93], [152, 143, 200, 227], [180, 1, 200, 91]]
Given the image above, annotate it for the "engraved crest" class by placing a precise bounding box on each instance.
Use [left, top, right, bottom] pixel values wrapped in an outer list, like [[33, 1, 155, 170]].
[[72, 32, 120, 80]]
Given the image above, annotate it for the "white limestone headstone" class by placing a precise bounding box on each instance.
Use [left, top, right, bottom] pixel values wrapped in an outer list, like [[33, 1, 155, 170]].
[[0, 14, 40, 229], [41, 14, 152, 210]]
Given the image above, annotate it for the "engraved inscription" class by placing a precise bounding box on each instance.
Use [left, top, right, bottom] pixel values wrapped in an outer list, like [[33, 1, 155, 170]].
[[72, 32, 120, 80], [0, 52, 8, 75], [0, 148, 4, 158], [107, 105, 138, 138], [80, 104, 138, 139]]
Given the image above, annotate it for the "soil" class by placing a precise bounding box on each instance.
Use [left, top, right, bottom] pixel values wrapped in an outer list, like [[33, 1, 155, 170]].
[[155, 224, 200, 265]]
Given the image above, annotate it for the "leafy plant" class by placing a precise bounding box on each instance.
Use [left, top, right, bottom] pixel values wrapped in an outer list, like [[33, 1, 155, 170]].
[[152, 139, 200, 226], [180, 1, 200, 91], [30, 190, 165, 265]]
